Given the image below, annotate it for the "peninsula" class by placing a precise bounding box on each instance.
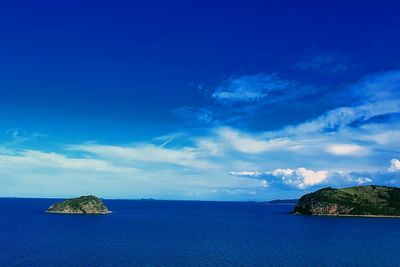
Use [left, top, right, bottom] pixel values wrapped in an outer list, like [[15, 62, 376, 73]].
[[46, 195, 110, 214], [293, 185, 400, 217]]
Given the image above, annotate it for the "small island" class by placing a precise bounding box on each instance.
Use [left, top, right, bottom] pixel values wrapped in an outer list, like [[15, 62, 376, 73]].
[[293, 185, 400, 217], [46, 195, 110, 215]]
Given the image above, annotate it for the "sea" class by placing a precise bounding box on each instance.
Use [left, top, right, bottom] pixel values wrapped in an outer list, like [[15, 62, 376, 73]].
[[0, 198, 399, 267]]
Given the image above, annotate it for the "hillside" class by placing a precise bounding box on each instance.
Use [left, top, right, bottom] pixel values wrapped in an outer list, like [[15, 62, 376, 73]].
[[46, 195, 110, 214], [293, 185, 400, 216]]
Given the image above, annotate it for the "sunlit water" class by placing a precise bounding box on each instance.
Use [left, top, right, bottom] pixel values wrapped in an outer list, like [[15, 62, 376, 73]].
[[0, 198, 399, 266]]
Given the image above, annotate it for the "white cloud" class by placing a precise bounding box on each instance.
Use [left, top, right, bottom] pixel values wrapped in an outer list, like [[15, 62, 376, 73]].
[[213, 89, 267, 102], [0, 150, 137, 174], [229, 171, 264, 177], [260, 180, 269, 188], [280, 101, 400, 136], [351, 69, 400, 102], [365, 130, 400, 145], [349, 177, 372, 184], [69, 143, 220, 170], [211, 188, 258, 195], [0, 149, 146, 198], [218, 127, 290, 154], [272, 168, 329, 189], [274, 69, 400, 137], [2, 129, 47, 145], [229, 157, 400, 191], [0, 146, 264, 199], [195, 139, 222, 156], [3, 69, 400, 199], [211, 73, 282, 102], [230, 167, 377, 189], [328, 171, 373, 185], [172, 106, 213, 124], [230, 167, 329, 189], [326, 144, 368, 156], [389, 159, 400, 172]]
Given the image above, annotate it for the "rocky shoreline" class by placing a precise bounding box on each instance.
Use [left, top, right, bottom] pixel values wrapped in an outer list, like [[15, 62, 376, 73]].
[[293, 212, 400, 218]]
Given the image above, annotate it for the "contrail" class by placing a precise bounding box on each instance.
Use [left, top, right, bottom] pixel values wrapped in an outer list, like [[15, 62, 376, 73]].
[[159, 137, 174, 147]]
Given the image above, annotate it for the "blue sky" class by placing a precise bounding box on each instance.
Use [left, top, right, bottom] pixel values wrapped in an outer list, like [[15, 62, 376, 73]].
[[1, 1, 400, 200]]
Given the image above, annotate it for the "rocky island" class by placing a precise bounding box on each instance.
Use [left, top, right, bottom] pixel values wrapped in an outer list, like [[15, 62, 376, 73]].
[[46, 195, 110, 214], [293, 185, 400, 217]]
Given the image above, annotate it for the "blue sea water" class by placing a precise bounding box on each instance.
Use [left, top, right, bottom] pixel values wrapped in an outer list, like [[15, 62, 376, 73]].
[[0, 199, 400, 267]]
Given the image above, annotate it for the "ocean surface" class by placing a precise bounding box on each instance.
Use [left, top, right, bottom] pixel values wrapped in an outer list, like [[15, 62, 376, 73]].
[[0, 199, 399, 267]]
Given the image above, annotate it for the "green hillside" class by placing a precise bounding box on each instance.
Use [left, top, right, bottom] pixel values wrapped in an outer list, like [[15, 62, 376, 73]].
[[293, 185, 400, 216], [46, 195, 110, 214]]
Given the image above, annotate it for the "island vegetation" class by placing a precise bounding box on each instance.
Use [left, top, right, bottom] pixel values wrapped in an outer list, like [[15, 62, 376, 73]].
[[293, 185, 400, 217], [46, 195, 110, 215]]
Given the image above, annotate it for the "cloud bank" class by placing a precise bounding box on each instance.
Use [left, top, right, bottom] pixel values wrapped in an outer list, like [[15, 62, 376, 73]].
[[1, 68, 400, 200]]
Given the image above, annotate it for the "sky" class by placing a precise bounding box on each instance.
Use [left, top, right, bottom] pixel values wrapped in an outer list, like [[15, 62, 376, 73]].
[[1, 1, 400, 200]]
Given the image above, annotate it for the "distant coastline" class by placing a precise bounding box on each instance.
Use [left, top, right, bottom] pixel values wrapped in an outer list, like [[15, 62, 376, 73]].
[[265, 199, 298, 204], [0, 197, 292, 203]]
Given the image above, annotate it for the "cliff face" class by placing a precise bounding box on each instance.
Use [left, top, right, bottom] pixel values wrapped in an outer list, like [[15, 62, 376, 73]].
[[293, 185, 400, 216], [46, 195, 110, 214]]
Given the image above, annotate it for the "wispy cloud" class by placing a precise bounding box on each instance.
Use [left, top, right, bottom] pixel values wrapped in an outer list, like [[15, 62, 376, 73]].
[[210, 73, 311, 104], [326, 144, 368, 156], [294, 50, 354, 74], [211, 73, 280, 102], [351, 69, 400, 102], [174, 73, 319, 128], [2, 69, 400, 199], [2, 129, 47, 145], [0, 150, 137, 174], [277, 101, 400, 136], [68, 143, 221, 170], [172, 106, 214, 125], [0, 145, 260, 199], [229, 171, 264, 178], [217, 127, 290, 154]]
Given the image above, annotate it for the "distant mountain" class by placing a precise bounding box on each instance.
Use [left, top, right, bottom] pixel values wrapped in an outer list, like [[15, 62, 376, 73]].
[[265, 199, 298, 204], [46, 195, 110, 215], [293, 185, 400, 217]]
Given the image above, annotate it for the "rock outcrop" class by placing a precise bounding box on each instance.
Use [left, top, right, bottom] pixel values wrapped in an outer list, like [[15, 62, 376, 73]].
[[293, 185, 400, 216], [46, 195, 110, 214]]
